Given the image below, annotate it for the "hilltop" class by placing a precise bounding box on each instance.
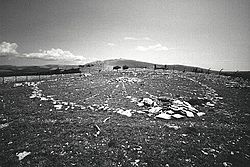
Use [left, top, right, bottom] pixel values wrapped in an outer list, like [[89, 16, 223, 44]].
[[83, 59, 250, 80]]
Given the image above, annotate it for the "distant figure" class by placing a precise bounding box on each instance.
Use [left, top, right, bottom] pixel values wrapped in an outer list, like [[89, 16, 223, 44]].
[[193, 67, 198, 74], [113, 66, 121, 71], [122, 65, 129, 70]]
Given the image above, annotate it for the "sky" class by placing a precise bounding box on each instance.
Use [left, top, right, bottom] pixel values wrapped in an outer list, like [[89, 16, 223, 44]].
[[0, 0, 250, 71]]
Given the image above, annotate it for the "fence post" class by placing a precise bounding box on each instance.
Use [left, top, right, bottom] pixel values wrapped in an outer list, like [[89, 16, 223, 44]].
[[207, 68, 211, 74], [2, 77, 4, 84], [219, 69, 223, 75]]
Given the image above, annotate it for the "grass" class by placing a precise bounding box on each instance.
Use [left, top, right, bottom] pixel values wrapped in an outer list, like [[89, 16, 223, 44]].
[[0, 70, 249, 167]]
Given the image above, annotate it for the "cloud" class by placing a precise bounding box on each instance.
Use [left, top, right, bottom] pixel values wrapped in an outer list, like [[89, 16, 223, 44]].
[[23, 48, 86, 61], [135, 43, 169, 51], [0, 41, 18, 56], [124, 37, 152, 41], [107, 43, 115, 46]]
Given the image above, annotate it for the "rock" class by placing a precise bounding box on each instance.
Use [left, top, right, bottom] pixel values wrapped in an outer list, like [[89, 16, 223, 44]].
[[62, 102, 69, 105], [0, 123, 9, 129], [184, 110, 195, 117], [93, 124, 101, 137], [88, 106, 95, 111], [172, 114, 185, 119], [172, 100, 184, 106], [137, 102, 144, 107], [98, 106, 105, 110], [148, 107, 162, 113], [206, 102, 215, 107], [197, 112, 206, 117], [169, 105, 180, 111], [103, 117, 110, 123], [183, 101, 198, 111], [40, 97, 48, 101], [54, 104, 63, 110], [223, 162, 232, 167], [136, 110, 145, 114], [142, 98, 154, 106], [131, 159, 140, 166], [164, 124, 180, 130], [155, 113, 171, 120], [103, 106, 109, 111], [158, 96, 172, 102], [29, 95, 36, 99], [117, 109, 132, 117], [165, 110, 175, 114], [13, 83, 23, 87], [16, 151, 31, 161], [130, 97, 138, 103]]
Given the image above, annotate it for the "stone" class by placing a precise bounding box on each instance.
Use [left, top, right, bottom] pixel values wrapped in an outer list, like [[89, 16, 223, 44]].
[[137, 102, 144, 107], [16, 151, 31, 161], [184, 110, 195, 117], [172, 114, 185, 119], [197, 112, 206, 117], [142, 98, 154, 106], [117, 109, 132, 117], [155, 113, 171, 120], [165, 110, 175, 114], [206, 102, 215, 107], [148, 107, 162, 113]]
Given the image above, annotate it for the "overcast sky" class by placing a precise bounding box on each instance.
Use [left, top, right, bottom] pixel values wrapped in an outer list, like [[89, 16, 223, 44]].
[[0, 0, 249, 70]]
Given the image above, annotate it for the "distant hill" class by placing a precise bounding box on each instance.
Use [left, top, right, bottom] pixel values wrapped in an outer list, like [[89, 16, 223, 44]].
[[83, 59, 250, 80], [83, 59, 154, 70], [84, 59, 209, 72], [0, 59, 249, 80], [0, 64, 81, 77]]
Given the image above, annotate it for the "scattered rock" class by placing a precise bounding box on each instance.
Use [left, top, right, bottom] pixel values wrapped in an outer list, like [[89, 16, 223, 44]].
[[187, 98, 211, 106], [54, 104, 63, 110], [137, 102, 144, 107], [0, 123, 9, 129], [117, 109, 132, 117], [13, 83, 23, 87], [87, 106, 95, 111], [93, 124, 101, 137], [142, 98, 154, 106], [223, 162, 232, 167], [164, 124, 180, 130], [172, 114, 185, 119], [197, 112, 206, 117], [103, 117, 110, 123], [158, 96, 172, 102], [184, 110, 195, 117], [148, 107, 162, 113], [16, 151, 31, 161], [155, 113, 171, 120], [131, 159, 140, 166], [206, 102, 215, 107]]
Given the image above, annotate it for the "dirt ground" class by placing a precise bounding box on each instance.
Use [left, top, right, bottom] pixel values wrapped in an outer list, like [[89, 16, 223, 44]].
[[0, 70, 249, 167]]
